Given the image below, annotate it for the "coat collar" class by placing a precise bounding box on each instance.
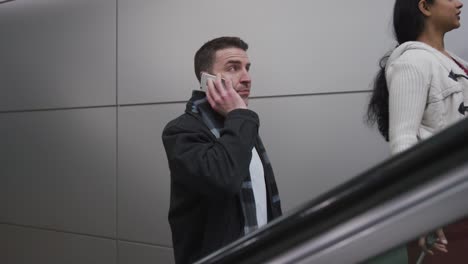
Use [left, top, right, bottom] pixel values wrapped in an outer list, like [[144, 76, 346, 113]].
[[388, 41, 468, 77]]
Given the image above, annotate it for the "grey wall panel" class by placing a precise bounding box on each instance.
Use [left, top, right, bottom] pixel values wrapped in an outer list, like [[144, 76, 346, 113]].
[[446, 24, 468, 60], [248, 93, 389, 211], [118, 0, 396, 105], [0, 0, 116, 111], [118, 241, 175, 264], [119, 0, 468, 105], [0, 224, 116, 264], [118, 104, 182, 246], [0, 108, 116, 237]]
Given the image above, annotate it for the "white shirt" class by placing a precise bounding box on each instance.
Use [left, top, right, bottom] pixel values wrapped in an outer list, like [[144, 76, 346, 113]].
[[249, 147, 267, 227]]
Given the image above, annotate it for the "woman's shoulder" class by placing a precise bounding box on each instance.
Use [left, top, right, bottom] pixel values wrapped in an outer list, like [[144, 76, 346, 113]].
[[386, 50, 435, 78], [387, 41, 439, 68], [395, 49, 436, 66]]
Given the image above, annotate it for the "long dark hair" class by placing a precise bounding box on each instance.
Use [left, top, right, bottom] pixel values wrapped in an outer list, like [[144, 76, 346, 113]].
[[366, 0, 434, 141]]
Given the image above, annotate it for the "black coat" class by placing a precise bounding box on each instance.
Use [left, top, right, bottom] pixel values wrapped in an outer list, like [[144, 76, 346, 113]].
[[162, 92, 282, 264]]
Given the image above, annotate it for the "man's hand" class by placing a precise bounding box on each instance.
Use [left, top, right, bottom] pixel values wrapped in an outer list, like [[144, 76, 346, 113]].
[[418, 228, 448, 255], [206, 74, 247, 116]]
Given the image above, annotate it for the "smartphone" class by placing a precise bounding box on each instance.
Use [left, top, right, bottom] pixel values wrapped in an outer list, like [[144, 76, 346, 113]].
[[200, 72, 216, 92], [200, 72, 225, 92]]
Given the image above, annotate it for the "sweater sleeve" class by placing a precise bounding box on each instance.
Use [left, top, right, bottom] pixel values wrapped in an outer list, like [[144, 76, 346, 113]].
[[387, 61, 430, 155], [162, 109, 259, 198]]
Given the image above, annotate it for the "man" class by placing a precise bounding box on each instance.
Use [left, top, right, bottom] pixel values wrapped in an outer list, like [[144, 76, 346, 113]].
[[162, 36, 282, 264]]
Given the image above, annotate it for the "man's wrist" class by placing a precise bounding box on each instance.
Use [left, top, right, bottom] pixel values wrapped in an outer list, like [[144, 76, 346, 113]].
[[227, 108, 259, 123]]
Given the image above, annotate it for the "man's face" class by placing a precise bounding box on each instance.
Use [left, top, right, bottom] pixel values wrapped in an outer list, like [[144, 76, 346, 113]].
[[211, 47, 252, 105]]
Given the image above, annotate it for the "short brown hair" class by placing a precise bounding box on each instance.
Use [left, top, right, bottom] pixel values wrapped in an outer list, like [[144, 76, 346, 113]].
[[194, 36, 248, 82]]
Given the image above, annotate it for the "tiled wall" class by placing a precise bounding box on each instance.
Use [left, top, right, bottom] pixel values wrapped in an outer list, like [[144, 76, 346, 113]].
[[1, 0, 466, 263]]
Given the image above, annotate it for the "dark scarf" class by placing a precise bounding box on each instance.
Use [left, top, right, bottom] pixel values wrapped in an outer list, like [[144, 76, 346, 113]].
[[189, 91, 281, 234]]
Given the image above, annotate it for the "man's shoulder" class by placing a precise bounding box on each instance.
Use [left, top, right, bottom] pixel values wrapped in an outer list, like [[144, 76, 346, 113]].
[[163, 111, 204, 133]]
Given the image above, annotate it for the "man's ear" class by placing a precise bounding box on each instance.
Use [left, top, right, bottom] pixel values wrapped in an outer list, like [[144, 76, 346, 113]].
[[418, 0, 432, 17]]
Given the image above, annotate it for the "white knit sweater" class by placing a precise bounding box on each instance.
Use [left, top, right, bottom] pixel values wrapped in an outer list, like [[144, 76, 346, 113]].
[[386, 41, 468, 154]]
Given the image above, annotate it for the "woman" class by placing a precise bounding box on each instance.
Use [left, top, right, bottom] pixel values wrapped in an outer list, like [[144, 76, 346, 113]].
[[367, 0, 468, 263]]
